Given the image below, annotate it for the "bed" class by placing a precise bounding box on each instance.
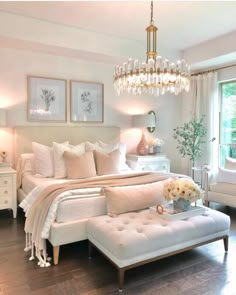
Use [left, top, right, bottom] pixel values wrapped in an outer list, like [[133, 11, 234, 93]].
[[15, 126, 122, 265], [15, 126, 175, 267]]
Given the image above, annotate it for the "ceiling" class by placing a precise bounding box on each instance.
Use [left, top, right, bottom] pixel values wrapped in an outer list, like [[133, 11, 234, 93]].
[[0, 1, 236, 52]]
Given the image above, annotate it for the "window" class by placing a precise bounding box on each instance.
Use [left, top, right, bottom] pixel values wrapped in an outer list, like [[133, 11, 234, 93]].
[[219, 80, 236, 166]]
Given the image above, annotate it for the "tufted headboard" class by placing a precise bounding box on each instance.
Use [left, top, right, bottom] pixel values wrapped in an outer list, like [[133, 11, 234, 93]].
[[14, 126, 120, 165]]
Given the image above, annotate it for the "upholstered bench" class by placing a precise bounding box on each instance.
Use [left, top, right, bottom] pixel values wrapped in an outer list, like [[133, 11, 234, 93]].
[[87, 208, 230, 291]]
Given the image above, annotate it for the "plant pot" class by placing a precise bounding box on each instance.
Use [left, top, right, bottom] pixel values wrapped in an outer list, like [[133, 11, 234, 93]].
[[173, 198, 191, 211]]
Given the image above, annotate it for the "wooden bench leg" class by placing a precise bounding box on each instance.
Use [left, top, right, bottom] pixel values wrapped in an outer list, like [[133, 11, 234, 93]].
[[118, 268, 125, 292], [88, 241, 93, 260], [223, 236, 228, 252], [204, 200, 210, 207], [53, 246, 60, 265]]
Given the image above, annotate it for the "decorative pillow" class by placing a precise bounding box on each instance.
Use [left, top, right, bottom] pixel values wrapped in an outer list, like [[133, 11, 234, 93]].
[[94, 149, 120, 176], [98, 141, 130, 171], [85, 141, 100, 152], [53, 142, 85, 178], [104, 180, 168, 216], [17, 153, 35, 188], [225, 157, 236, 170], [20, 153, 35, 174], [215, 167, 236, 184], [32, 142, 54, 177], [63, 150, 96, 179]]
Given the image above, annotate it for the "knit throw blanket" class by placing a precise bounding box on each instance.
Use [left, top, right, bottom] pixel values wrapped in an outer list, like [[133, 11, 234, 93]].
[[24, 172, 175, 267]]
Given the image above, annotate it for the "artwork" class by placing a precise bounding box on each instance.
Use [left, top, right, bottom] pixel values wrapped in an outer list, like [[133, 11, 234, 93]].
[[27, 76, 67, 122], [70, 80, 104, 122]]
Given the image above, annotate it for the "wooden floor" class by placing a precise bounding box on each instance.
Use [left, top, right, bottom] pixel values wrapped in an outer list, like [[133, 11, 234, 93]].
[[0, 206, 236, 295]]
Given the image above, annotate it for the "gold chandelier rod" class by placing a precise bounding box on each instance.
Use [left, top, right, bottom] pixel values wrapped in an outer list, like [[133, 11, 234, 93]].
[[150, 1, 154, 24], [146, 0, 158, 60]]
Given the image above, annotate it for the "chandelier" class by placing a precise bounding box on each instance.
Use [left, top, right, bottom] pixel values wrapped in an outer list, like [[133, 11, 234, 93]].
[[113, 1, 190, 96]]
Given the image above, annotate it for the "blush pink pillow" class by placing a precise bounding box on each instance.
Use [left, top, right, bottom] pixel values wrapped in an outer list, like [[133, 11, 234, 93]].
[[63, 150, 96, 179], [104, 181, 168, 215], [94, 149, 120, 176]]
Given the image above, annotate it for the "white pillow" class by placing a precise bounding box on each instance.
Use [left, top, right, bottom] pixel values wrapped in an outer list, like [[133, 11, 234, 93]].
[[53, 142, 85, 178], [20, 153, 35, 174], [32, 142, 54, 177], [85, 141, 100, 151], [215, 167, 236, 184], [225, 157, 236, 170], [98, 141, 130, 171]]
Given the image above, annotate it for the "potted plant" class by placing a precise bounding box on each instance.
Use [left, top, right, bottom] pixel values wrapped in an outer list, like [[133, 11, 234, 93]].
[[173, 115, 207, 177]]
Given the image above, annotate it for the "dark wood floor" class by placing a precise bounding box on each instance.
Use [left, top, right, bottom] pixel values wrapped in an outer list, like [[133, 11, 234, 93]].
[[0, 205, 236, 295]]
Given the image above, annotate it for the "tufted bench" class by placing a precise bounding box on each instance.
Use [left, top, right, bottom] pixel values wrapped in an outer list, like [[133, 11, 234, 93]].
[[87, 208, 230, 291]]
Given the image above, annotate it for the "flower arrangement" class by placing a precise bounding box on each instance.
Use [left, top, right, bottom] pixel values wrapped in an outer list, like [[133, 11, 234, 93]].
[[152, 138, 164, 146], [163, 178, 201, 203], [0, 150, 8, 163]]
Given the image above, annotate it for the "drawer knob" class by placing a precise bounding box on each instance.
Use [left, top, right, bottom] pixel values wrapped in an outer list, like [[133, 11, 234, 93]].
[[4, 190, 8, 194], [4, 180, 8, 184], [4, 200, 8, 204]]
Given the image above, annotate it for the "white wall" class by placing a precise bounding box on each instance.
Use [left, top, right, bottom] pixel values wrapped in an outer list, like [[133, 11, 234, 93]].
[[0, 47, 183, 172], [218, 65, 236, 82]]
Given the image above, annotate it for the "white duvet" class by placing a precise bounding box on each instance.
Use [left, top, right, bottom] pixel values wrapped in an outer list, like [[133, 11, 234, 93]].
[[20, 182, 103, 239], [20, 171, 135, 239]]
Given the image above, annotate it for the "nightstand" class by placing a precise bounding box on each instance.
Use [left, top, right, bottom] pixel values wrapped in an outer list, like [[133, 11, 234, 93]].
[[126, 154, 170, 172], [0, 166, 17, 218]]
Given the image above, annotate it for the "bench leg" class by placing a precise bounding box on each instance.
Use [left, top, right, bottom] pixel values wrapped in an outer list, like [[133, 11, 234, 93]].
[[204, 200, 210, 207], [53, 246, 60, 265], [88, 241, 93, 259], [118, 268, 125, 292], [223, 236, 228, 252]]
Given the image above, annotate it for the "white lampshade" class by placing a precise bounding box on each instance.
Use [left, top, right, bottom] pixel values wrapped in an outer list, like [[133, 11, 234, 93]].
[[0, 109, 6, 126], [132, 113, 155, 128]]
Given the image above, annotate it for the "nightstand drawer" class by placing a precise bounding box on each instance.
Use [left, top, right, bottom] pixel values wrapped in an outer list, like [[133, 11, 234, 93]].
[[140, 162, 168, 172], [0, 197, 11, 207], [0, 187, 12, 197], [126, 154, 170, 173], [0, 167, 16, 218], [0, 176, 12, 187]]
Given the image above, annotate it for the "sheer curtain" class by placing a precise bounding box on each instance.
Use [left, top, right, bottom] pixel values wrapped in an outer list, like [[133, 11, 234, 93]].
[[191, 72, 219, 170]]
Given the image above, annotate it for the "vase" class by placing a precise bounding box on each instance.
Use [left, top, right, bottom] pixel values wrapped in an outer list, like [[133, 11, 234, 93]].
[[173, 198, 191, 211]]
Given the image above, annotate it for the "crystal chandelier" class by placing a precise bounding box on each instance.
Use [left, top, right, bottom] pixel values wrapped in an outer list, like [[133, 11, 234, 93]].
[[113, 1, 190, 96]]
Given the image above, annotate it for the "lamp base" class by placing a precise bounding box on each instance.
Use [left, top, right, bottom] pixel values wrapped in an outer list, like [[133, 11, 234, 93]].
[[137, 129, 149, 156]]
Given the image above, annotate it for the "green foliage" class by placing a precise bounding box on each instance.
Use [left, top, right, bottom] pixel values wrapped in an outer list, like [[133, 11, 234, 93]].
[[222, 82, 236, 98], [173, 116, 207, 166]]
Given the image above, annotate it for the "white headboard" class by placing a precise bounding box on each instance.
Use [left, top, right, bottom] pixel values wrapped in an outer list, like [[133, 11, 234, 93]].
[[14, 126, 120, 165]]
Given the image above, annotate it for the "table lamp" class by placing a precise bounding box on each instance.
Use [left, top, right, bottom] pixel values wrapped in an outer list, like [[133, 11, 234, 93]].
[[132, 112, 156, 155], [0, 109, 8, 165], [0, 109, 6, 127]]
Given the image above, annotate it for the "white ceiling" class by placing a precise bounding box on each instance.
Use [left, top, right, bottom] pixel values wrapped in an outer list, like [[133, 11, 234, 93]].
[[0, 1, 236, 52]]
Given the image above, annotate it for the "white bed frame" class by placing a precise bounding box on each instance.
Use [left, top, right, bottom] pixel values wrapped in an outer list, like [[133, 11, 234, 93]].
[[14, 126, 120, 265]]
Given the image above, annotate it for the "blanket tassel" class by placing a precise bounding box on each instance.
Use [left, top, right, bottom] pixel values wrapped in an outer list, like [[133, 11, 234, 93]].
[[24, 233, 31, 252], [36, 249, 50, 267]]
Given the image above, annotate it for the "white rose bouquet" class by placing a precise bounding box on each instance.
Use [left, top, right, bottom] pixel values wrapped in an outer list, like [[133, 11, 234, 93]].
[[163, 178, 201, 203], [153, 138, 164, 146]]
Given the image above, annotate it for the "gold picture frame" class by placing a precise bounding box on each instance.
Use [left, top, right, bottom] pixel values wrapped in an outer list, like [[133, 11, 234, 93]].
[[70, 80, 104, 123], [27, 75, 67, 122]]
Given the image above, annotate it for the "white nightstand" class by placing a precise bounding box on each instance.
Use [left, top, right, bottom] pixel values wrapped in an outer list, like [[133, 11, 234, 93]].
[[0, 166, 17, 218], [126, 154, 170, 172]]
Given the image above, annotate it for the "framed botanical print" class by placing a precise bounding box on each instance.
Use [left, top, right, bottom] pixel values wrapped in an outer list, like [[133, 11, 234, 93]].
[[70, 80, 104, 122], [27, 76, 67, 122]]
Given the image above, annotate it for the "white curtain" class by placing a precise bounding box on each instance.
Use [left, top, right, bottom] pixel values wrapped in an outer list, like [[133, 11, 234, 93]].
[[191, 72, 219, 169]]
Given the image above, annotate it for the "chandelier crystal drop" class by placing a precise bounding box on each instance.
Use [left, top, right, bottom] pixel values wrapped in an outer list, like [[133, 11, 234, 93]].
[[113, 1, 190, 96]]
